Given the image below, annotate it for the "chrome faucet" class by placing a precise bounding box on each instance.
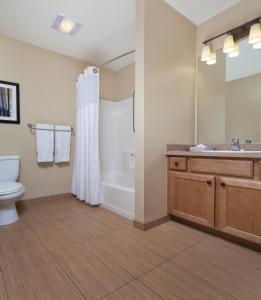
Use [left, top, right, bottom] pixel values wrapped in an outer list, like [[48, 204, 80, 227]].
[[231, 137, 240, 151]]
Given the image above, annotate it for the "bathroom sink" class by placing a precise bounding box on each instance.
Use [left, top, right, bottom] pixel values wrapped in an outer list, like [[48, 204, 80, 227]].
[[202, 150, 261, 154]]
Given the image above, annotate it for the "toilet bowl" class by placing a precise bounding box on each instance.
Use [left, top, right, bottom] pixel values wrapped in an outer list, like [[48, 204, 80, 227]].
[[0, 182, 25, 225], [0, 155, 25, 226]]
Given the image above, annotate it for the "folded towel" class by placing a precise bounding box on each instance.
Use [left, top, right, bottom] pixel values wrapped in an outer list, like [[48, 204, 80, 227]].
[[36, 124, 54, 163], [190, 144, 208, 152], [55, 125, 71, 163]]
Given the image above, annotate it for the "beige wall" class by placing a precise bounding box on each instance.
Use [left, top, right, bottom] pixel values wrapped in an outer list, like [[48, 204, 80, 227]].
[[135, 0, 196, 223], [115, 63, 135, 100], [135, 0, 145, 223], [197, 0, 261, 56], [0, 34, 120, 199]]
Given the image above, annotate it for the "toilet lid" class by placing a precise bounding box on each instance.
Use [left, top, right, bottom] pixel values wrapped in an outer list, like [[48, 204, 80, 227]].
[[0, 182, 24, 195]]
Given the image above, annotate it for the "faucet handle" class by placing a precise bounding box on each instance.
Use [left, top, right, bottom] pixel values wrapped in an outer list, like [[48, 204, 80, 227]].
[[231, 137, 240, 145]]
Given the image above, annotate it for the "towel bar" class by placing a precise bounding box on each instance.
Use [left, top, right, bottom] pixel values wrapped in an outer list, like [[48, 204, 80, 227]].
[[27, 123, 73, 132]]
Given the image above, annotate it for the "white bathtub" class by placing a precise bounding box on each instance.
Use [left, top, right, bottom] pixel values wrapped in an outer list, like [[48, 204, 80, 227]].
[[100, 98, 135, 220], [101, 172, 135, 220]]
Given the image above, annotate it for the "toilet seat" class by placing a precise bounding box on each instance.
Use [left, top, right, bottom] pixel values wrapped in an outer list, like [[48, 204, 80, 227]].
[[0, 182, 25, 196]]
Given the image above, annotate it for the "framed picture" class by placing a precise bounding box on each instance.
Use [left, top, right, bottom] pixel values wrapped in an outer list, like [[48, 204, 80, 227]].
[[0, 80, 20, 124]]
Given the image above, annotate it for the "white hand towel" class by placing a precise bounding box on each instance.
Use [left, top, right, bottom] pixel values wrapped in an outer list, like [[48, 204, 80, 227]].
[[190, 144, 208, 152], [55, 125, 71, 163], [36, 124, 54, 163]]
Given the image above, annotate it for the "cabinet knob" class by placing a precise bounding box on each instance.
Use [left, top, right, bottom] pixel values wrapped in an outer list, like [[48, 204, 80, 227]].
[[220, 182, 226, 187], [175, 162, 179, 167], [207, 180, 212, 186]]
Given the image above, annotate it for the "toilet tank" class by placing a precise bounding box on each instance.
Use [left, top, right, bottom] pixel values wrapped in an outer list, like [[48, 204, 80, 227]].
[[0, 155, 20, 182]]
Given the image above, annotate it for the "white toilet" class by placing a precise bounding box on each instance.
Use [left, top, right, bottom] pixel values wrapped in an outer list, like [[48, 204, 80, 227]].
[[0, 155, 25, 226]]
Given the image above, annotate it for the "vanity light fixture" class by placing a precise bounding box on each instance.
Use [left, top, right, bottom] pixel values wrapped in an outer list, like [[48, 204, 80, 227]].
[[223, 34, 236, 54], [206, 51, 217, 65], [51, 14, 82, 35], [248, 22, 261, 45], [201, 16, 261, 66], [228, 41, 240, 58], [201, 44, 212, 61]]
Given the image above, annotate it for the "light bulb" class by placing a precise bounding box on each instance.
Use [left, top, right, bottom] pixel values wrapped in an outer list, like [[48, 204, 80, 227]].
[[223, 34, 235, 54], [228, 42, 240, 57], [253, 42, 261, 49], [59, 18, 76, 33], [248, 23, 261, 45], [206, 51, 217, 65], [201, 44, 211, 62]]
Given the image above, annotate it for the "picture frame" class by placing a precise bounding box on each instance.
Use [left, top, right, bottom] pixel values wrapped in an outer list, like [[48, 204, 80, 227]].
[[0, 80, 20, 124]]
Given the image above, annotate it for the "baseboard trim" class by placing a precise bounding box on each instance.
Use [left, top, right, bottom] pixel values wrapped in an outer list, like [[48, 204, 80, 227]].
[[22, 193, 73, 203], [133, 215, 170, 231]]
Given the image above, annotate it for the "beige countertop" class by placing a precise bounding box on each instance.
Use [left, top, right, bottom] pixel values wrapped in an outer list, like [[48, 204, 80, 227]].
[[166, 150, 261, 159]]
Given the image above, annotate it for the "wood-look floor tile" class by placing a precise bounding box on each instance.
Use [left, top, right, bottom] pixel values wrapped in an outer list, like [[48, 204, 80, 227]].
[[3, 253, 84, 300], [0, 217, 28, 233], [172, 237, 261, 299], [0, 269, 7, 300], [114, 227, 189, 259], [0, 226, 47, 269], [21, 209, 57, 228], [58, 216, 109, 238], [53, 241, 133, 300], [156, 221, 207, 246], [31, 220, 92, 252], [80, 206, 132, 232], [202, 236, 261, 275], [3, 197, 261, 300], [103, 280, 162, 300], [139, 261, 234, 300], [88, 231, 165, 277]]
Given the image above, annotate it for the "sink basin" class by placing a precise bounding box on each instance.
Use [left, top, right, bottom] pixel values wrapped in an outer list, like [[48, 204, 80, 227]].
[[201, 150, 261, 154]]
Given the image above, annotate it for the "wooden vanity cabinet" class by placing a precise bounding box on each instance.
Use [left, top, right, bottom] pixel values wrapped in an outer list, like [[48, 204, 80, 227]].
[[168, 155, 261, 246], [216, 177, 261, 245], [168, 172, 215, 227]]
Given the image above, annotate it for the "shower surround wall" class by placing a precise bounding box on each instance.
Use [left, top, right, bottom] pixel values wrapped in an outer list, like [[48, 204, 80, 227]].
[[100, 98, 135, 219]]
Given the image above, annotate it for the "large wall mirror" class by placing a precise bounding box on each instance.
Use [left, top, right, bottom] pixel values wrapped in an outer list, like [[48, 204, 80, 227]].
[[197, 38, 261, 144]]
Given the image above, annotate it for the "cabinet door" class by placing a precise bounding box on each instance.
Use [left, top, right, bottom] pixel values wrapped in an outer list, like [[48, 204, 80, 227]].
[[216, 177, 261, 244], [168, 172, 215, 227]]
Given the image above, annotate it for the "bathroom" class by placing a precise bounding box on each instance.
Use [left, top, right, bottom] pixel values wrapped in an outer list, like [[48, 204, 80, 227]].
[[0, 0, 261, 299]]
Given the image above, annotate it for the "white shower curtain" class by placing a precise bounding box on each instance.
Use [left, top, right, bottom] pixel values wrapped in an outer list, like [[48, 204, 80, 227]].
[[71, 67, 101, 205]]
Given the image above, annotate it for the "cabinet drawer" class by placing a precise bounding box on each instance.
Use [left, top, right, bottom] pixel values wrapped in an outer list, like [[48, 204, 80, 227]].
[[169, 157, 187, 171], [190, 158, 253, 178]]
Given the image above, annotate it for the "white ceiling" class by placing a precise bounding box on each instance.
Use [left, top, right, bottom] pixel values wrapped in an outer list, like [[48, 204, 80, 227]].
[[0, 0, 135, 71], [164, 0, 242, 25], [0, 0, 244, 71]]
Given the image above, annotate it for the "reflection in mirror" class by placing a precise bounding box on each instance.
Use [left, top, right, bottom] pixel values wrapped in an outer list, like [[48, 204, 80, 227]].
[[197, 38, 261, 144]]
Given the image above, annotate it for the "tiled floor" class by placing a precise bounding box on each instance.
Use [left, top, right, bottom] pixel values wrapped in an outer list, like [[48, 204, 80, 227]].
[[0, 195, 260, 299]]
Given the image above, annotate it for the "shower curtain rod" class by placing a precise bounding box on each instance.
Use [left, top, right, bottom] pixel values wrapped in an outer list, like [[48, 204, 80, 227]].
[[102, 50, 135, 67]]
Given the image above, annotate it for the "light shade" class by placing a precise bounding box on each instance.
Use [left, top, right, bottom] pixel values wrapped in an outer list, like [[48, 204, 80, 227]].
[[228, 42, 240, 58], [51, 14, 82, 35], [253, 42, 261, 49], [206, 51, 217, 65], [248, 23, 261, 44], [201, 44, 211, 61], [223, 34, 235, 53]]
